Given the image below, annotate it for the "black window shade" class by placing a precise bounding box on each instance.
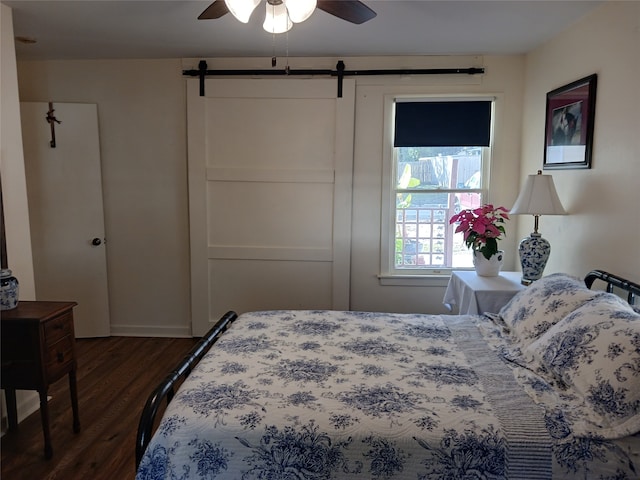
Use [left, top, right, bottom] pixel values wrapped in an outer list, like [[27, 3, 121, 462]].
[[394, 101, 492, 147]]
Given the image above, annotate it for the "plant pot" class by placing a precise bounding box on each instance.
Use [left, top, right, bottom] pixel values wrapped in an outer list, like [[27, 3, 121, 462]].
[[473, 250, 504, 277]]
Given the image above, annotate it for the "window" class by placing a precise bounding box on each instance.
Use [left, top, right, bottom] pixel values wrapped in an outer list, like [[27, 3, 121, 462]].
[[383, 97, 494, 275]]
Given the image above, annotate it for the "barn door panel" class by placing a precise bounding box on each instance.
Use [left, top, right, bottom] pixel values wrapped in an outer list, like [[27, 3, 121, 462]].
[[187, 78, 355, 335]]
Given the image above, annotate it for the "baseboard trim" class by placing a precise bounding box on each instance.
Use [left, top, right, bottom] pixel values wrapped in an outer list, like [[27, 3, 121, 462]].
[[109, 324, 192, 338]]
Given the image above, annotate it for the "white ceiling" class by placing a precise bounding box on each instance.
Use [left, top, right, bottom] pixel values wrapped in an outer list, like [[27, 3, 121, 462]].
[[5, 0, 603, 61]]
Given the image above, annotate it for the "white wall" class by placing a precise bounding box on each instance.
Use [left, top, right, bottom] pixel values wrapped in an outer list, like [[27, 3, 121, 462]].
[[11, 1, 638, 333], [17, 55, 526, 328], [17, 59, 192, 336], [1, 3, 38, 429], [1, 4, 35, 295], [519, 1, 640, 281]]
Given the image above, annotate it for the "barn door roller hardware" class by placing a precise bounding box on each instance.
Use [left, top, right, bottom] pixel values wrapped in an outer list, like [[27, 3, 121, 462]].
[[183, 60, 485, 98]]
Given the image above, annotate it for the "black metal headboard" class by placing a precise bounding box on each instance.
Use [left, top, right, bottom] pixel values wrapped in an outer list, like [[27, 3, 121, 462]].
[[584, 270, 640, 306]]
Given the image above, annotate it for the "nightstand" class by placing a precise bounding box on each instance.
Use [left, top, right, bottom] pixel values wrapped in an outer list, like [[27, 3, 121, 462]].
[[1, 301, 80, 458], [443, 271, 526, 315]]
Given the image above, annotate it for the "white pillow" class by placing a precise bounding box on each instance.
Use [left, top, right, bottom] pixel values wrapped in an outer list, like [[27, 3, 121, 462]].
[[498, 273, 598, 347], [525, 293, 640, 438]]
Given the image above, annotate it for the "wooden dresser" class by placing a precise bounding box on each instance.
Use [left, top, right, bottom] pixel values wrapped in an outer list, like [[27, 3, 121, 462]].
[[1, 301, 81, 458]]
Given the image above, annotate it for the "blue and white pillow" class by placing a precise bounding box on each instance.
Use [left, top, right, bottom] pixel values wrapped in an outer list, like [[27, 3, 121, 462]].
[[525, 293, 640, 438], [498, 273, 598, 347]]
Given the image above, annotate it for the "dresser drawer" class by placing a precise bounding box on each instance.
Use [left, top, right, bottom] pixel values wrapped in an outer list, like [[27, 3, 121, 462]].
[[44, 312, 74, 345], [45, 335, 74, 380]]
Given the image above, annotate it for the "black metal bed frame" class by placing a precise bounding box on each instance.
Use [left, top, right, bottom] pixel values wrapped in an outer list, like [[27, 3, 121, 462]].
[[135, 270, 639, 468], [584, 269, 639, 305], [135, 310, 238, 466]]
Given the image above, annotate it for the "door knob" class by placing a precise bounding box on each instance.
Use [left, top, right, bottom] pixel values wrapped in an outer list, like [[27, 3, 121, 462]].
[[91, 238, 102, 246]]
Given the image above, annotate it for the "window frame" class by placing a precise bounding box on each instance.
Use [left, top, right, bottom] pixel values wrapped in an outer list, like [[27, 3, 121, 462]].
[[380, 94, 496, 280]]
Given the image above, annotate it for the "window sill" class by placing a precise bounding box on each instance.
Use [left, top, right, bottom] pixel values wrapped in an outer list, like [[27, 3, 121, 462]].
[[378, 274, 452, 287]]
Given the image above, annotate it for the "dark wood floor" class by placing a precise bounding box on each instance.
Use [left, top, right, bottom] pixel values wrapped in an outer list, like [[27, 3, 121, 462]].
[[1, 335, 199, 480]]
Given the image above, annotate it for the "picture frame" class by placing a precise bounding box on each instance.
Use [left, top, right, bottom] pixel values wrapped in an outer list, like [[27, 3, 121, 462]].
[[543, 74, 597, 170]]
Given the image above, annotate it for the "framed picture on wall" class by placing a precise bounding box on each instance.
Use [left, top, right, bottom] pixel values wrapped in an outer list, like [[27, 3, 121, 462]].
[[543, 74, 597, 169]]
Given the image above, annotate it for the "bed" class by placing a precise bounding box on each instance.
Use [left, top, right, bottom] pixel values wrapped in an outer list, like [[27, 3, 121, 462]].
[[135, 270, 640, 479]]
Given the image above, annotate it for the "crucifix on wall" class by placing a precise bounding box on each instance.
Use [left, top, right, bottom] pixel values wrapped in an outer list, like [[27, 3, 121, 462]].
[[46, 102, 61, 148]]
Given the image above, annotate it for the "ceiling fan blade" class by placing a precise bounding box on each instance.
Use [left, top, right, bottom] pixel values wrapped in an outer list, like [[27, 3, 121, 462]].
[[198, 0, 230, 20], [316, 0, 376, 24]]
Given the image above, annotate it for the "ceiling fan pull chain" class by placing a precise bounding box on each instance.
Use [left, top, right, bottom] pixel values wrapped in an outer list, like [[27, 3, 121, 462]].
[[271, 30, 277, 67], [285, 30, 290, 74]]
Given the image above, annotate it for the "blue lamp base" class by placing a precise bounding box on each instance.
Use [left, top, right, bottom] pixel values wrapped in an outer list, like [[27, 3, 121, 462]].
[[518, 232, 551, 285]]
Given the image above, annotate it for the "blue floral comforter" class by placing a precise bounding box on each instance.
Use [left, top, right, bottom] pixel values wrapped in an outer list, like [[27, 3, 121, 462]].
[[136, 310, 639, 479]]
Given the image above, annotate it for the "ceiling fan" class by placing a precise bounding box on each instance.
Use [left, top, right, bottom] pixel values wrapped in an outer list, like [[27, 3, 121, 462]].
[[198, 0, 377, 29]]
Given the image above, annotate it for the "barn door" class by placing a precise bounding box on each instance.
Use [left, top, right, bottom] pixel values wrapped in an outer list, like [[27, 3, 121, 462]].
[[20, 102, 110, 338], [187, 78, 355, 335]]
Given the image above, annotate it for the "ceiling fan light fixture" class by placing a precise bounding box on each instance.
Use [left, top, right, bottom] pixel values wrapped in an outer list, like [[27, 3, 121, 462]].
[[283, 0, 317, 23], [225, 0, 260, 23], [263, 1, 293, 34]]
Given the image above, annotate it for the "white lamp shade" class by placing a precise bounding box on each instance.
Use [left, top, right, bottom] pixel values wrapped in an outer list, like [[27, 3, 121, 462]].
[[510, 172, 566, 215], [263, 2, 293, 33], [283, 0, 317, 23], [225, 0, 260, 23]]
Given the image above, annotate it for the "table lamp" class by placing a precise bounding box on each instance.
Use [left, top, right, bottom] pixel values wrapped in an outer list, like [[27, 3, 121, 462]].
[[510, 170, 566, 285]]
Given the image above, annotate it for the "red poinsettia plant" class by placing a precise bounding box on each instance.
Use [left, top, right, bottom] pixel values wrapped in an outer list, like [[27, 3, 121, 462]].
[[450, 204, 509, 260]]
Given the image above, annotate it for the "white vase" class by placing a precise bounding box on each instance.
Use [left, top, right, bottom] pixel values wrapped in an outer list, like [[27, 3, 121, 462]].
[[473, 250, 504, 277], [0, 268, 19, 310]]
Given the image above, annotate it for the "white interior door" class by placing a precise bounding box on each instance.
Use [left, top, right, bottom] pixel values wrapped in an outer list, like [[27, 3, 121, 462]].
[[20, 102, 110, 338], [188, 78, 355, 336]]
